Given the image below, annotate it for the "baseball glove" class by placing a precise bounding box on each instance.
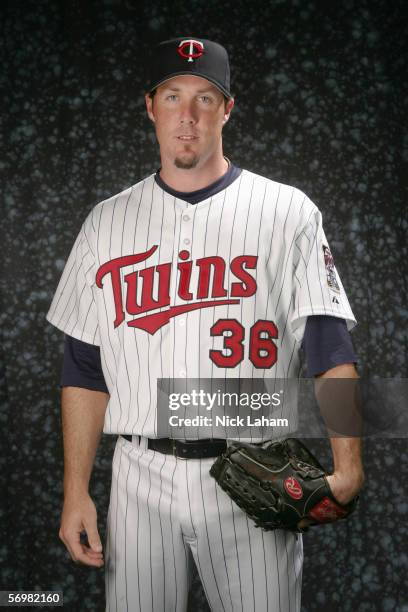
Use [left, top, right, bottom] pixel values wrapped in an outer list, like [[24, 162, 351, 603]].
[[209, 438, 358, 532]]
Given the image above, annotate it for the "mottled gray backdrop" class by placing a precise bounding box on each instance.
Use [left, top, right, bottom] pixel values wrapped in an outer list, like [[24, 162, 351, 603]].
[[1, 0, 407, 611]]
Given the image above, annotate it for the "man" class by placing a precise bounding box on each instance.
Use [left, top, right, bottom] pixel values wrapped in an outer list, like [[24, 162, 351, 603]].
[[47, 37, 364, 611]]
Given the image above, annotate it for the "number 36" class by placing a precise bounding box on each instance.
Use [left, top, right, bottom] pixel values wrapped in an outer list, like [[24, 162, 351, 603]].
[[209, 319, 278, 368]]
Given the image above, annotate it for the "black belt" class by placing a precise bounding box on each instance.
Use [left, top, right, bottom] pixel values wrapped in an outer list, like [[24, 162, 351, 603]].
[[121, 435, 227, 459]]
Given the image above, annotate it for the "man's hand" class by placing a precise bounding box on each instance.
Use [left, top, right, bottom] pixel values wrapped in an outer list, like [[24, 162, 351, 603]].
[[59, 387, 108, 567], [59, 493, 104, 567]]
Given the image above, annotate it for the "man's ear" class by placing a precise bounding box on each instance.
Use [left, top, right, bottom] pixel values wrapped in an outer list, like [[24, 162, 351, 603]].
[[145, 93, 155, 123], [223, 97, 235, 124]]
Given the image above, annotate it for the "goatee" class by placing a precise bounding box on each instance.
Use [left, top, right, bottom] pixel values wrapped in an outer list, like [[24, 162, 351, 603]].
[[174, 155, 199, 170]]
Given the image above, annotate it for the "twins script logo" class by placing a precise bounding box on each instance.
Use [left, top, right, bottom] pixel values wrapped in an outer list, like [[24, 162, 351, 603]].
[[96, 245, 258, 335], [177, 39, 204, 62]]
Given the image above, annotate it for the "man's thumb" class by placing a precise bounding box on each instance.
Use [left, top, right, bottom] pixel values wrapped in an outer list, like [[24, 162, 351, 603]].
[[85, 523, 103, 551]]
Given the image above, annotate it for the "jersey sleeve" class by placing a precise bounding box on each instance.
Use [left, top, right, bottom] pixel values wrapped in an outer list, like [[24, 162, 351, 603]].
[[46, 211, 100, 345], [291, 206, 357, 343]]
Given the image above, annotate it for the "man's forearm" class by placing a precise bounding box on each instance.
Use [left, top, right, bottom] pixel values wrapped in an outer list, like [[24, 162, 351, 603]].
[[329, 436, 363, 479], [315, 363, 364, 503], [61, 387, 109, 496]]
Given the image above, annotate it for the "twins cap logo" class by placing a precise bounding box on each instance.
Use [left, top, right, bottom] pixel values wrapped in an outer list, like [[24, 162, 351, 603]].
[[284, 476, 303, 500], [178, 39, 204, 62]]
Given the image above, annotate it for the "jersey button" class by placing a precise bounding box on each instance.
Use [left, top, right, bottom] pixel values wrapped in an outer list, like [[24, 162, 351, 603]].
[[183, 238, 190, 245], [179, 370, 186, 377], [179, 319, 185, 326], [182, 214, 190, 222]]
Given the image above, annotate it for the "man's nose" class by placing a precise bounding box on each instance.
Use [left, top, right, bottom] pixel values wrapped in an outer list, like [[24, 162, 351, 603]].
[[179, 101, 197, 124]]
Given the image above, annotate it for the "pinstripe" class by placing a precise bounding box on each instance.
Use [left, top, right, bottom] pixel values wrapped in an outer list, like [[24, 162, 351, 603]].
[[172, 198, 182, 382], [83, 260, 94, 278], [210, 187, 227, 379], [274, 531, 282, 612], [264, 183, 281, 272], [275, 197, 306, 315], [82, 230, 95, 259], [97, 201, 117, 401], [229, 500, 244, 611], [103, 207, 123, 427], [169, 457, 179, 612], [224, 172, 243, 377], [105, 441, 116, 612], [198, 458, 226, 611], [157, 189, 166, 414], [261, 530, 269, 612], [260, 183, 280, 381], [92, 323, 98, 344], [145, 451, 156, 611], [213, 481, 234, 611], [64, 281, 86, 333], [118, 188, 134, 432], [286, 336, 298, 378], [294, 243, 312, 318], [244, 515, 256, 611], [237, 178, 254, 380], [129, 181, 146, 433], [108, 198, 118, 260], [140, 180, 155, 437], [123, 450, 131, 612], [184, 459, 197, 539], [107, 198, 122, 430], [292, 535, 299, 612], [169, 198, 178, 406], [81, 301, 97, 340], [185, 202, 200, 386], [198, 198, 213, 378], [284, 532, 291, 612], [251, 178, 268, 378], [114, 442, 124, 612], [293, 209, 317, 318], [134, 448, 143, 612], [67, 283, 87, 335], [267, 188, 294, 301], [157, 453, 168, 611]]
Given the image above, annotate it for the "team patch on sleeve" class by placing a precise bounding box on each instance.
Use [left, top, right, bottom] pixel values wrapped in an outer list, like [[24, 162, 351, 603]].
[[323, 245, 340, 292]]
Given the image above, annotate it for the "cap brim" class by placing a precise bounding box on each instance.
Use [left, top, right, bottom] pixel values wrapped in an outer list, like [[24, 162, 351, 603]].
[[148, 72, 232, 99]]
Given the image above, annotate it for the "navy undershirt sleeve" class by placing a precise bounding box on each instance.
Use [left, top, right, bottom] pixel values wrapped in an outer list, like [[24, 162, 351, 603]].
[[301, 315, 358, 377], [61, 335, 109, 394]]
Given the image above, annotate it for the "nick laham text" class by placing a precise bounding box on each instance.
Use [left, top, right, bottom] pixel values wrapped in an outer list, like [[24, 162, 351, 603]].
[[169, 415, 289, 427]]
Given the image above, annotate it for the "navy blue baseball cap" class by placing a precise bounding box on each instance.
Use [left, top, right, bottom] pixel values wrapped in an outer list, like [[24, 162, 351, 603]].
[[147, 37, 232, 99]]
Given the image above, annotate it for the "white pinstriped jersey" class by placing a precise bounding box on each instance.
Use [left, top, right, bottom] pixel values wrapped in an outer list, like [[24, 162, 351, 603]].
[[47, 169, 356, 436]]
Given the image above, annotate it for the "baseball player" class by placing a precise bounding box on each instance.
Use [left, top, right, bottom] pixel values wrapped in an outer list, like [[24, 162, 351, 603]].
[[47, 37, 364, 611]]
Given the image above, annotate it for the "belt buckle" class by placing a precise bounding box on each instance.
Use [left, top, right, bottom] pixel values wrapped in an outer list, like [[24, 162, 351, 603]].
[[172, 439, 178, 457]]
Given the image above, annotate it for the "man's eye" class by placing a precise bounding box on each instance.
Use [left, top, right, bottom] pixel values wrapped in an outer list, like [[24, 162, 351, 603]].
[[167, 95, 178, 101], [200, 96, 212, 103]]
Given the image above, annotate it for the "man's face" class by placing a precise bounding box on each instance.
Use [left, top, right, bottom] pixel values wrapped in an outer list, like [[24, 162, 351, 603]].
[[145, 75, 234, 170]]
